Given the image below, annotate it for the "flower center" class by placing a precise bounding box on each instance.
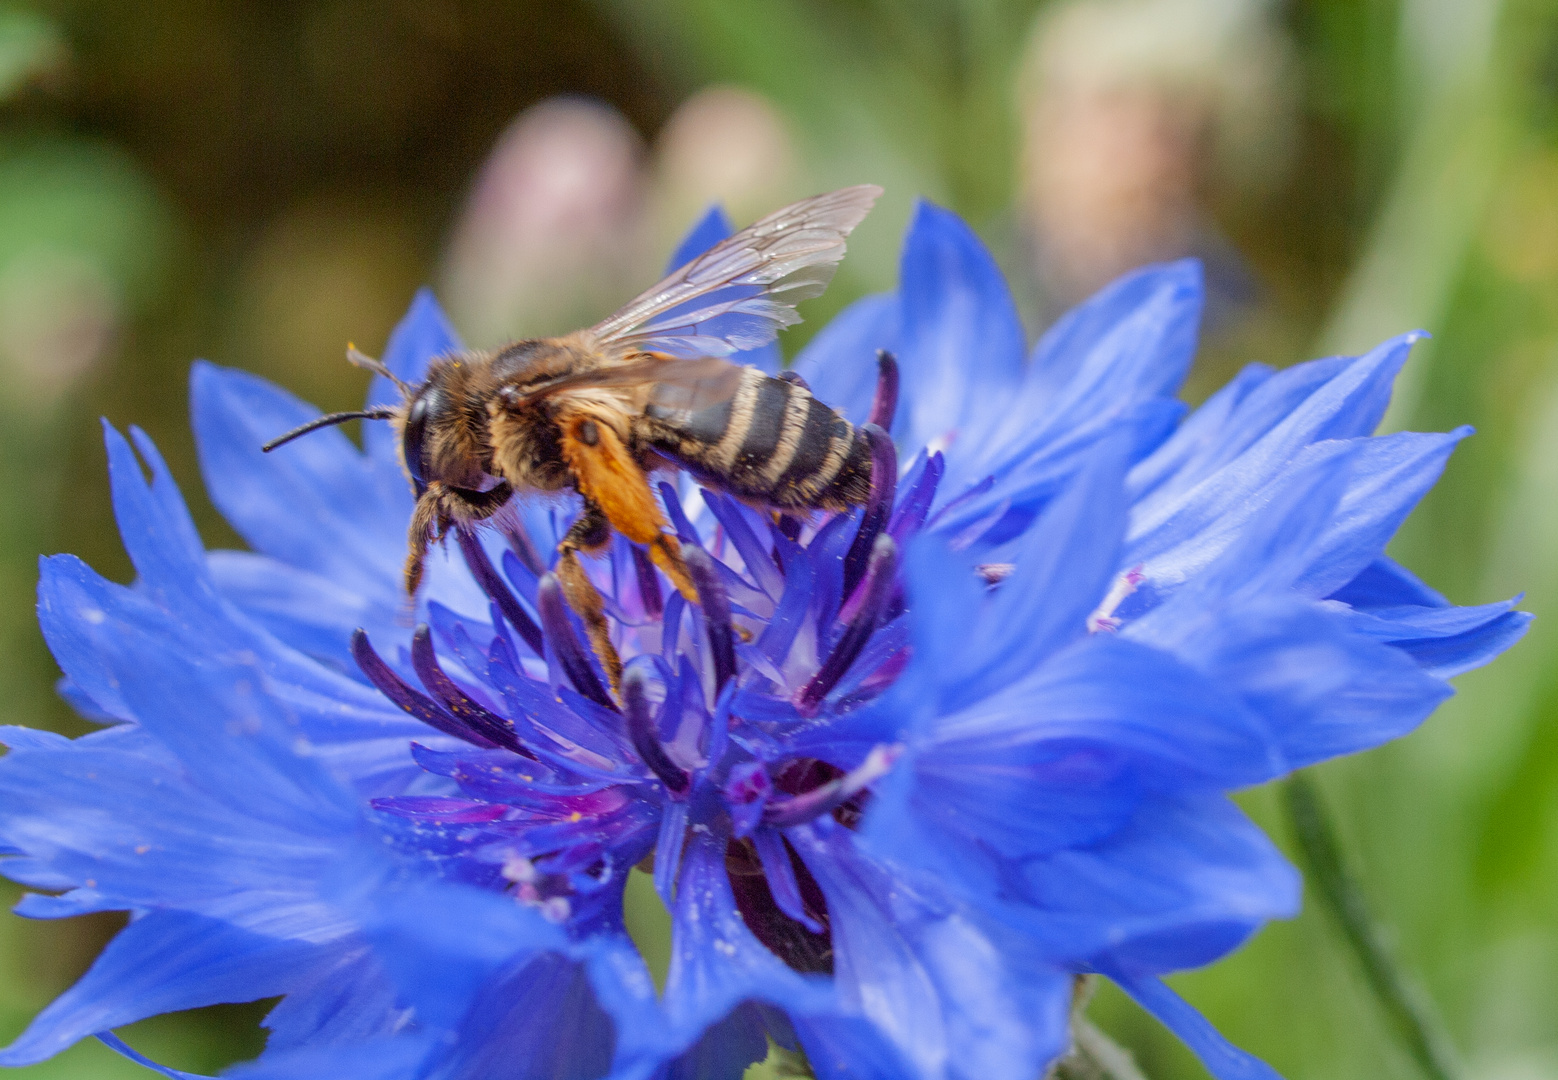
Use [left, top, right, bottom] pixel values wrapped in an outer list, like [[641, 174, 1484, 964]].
[[358, 356, 928, 971]]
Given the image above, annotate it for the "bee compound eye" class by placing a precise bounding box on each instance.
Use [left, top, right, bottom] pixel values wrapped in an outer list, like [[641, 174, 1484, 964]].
[[403, 392, 434, 485], [577, 419, 599, 447]]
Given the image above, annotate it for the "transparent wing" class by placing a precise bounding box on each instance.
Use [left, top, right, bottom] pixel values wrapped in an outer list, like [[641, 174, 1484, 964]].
[[514, 354, 746, 416], [590, 184, 883, 358]]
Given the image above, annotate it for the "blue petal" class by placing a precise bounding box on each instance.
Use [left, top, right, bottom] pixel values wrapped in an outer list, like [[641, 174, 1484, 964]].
[[226, 1037, 436, 1080], [262, 947, 407, 1053], [1333, 586, 1532, 679], [355, 876, 671, 1078], [789, 1016, 922, 1080], [41, 436, 430, 783], [96, 1033, 212, 1080], [42, 568, 359, 828], [1128, 334, 1424, 568], [1107, 972, 1283, 1080], [790, 294, 899, 426], [1026, 260, 1201, 410], [790, 820, 1070, 1080], [1150, 596, 1450, 770], [1130, 354, 1352, 505], [104, 424, 221, 615], [192, 363, 409, 599], [862, 634, 1282, 920], [663, 828, 833, 1041], [1130, 444, 1357, 607], [0, 725, 71, 751], [1290, 429, 1469, 599], [0, 911, 326, 1065], [205, 551, 387, 674], [895, 201, 1025, 453], [660, 1004, 772, 1080], [436, 952, 631, 1080], [970, 260, 1200, 480], [0, 730, 352, 926], [957, 434, 1130, 694], [1127, 361, 1273, 502], [1012, 792, 1299, 971], [891, 538, 986, 709], [663, 827, 920, 1079], [906, 434, 1131, 713], [1388, 610, 1533, 679], [1328, 557, 1447, 609]]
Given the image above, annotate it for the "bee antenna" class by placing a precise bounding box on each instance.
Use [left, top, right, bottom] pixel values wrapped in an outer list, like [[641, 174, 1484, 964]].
[[346, 344, 411, 396], [261, 407, 399, 453]]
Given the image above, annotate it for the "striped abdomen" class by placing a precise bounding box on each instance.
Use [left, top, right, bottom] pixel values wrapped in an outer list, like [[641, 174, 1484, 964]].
[[638, 366, 872, 510]]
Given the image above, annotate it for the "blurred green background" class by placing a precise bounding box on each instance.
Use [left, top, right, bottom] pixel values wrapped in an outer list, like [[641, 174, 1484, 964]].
[[0, 0, 1555, 1077]]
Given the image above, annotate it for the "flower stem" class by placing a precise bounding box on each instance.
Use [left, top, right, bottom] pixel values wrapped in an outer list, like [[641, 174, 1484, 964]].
[[744, 1041, 814, 1079], [1283, 772, 1463, 1080], [1049, 976, 1150, 1080], [1068, 1020, 1151, 1080]]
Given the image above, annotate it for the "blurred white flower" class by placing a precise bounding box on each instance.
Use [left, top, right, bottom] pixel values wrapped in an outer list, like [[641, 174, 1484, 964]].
[[1018, 0, 1294, 305]]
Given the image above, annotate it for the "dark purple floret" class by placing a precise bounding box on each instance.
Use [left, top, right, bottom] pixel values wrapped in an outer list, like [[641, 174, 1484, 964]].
[[409, 625, 528, 755], [868, 349, 899, 431], [683, 546, 737, 695], [456, 527, 544, 655], [841, 424, 897, 600], [630, 545, 663, 620], [536, 573, 615, 711], [798, 533, 899, 716], [351, 628, 498, 749], [889, 452, 944, 542], [764, 744, 901, 826], [623, 667, 688, 793]]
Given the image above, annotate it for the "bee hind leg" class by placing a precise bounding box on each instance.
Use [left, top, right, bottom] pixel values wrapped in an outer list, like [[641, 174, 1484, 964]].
[[555, 500, 623, 695], [646, 533, 698, 604]]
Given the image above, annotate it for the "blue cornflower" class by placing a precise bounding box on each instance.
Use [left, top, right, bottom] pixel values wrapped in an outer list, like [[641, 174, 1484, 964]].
[[0, 200, 1527, 1080]]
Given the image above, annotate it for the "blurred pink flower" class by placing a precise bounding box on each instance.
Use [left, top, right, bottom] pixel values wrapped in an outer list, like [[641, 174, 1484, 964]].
[[651, 85, 799, 243], [442, 97, 645, 343]]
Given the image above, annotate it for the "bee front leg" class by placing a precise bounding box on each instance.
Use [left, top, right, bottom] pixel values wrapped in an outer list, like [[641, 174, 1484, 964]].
[[555, 499, 623, 694], [405, 480, 514, 597], [404, 487, 449, 597]]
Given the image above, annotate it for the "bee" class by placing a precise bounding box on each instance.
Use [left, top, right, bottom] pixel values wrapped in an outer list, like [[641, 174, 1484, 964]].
[[261, 185, 883, 689]]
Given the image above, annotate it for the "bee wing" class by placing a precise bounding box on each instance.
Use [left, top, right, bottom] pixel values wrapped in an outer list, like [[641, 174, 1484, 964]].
[[514, 354, 746, 415], [589, 184, 883, 358]]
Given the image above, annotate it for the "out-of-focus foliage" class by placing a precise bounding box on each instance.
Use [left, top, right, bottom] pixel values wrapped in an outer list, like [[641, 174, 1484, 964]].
[[1, 1, 1557, 1078]]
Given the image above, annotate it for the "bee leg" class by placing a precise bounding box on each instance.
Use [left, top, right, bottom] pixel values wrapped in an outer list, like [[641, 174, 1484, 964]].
[[556, 408, 699, 605], [404, 488, 449, 597], [647, 533, 698, 603], [555, 500, 623, 694], [405, 480, 515, 597]]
